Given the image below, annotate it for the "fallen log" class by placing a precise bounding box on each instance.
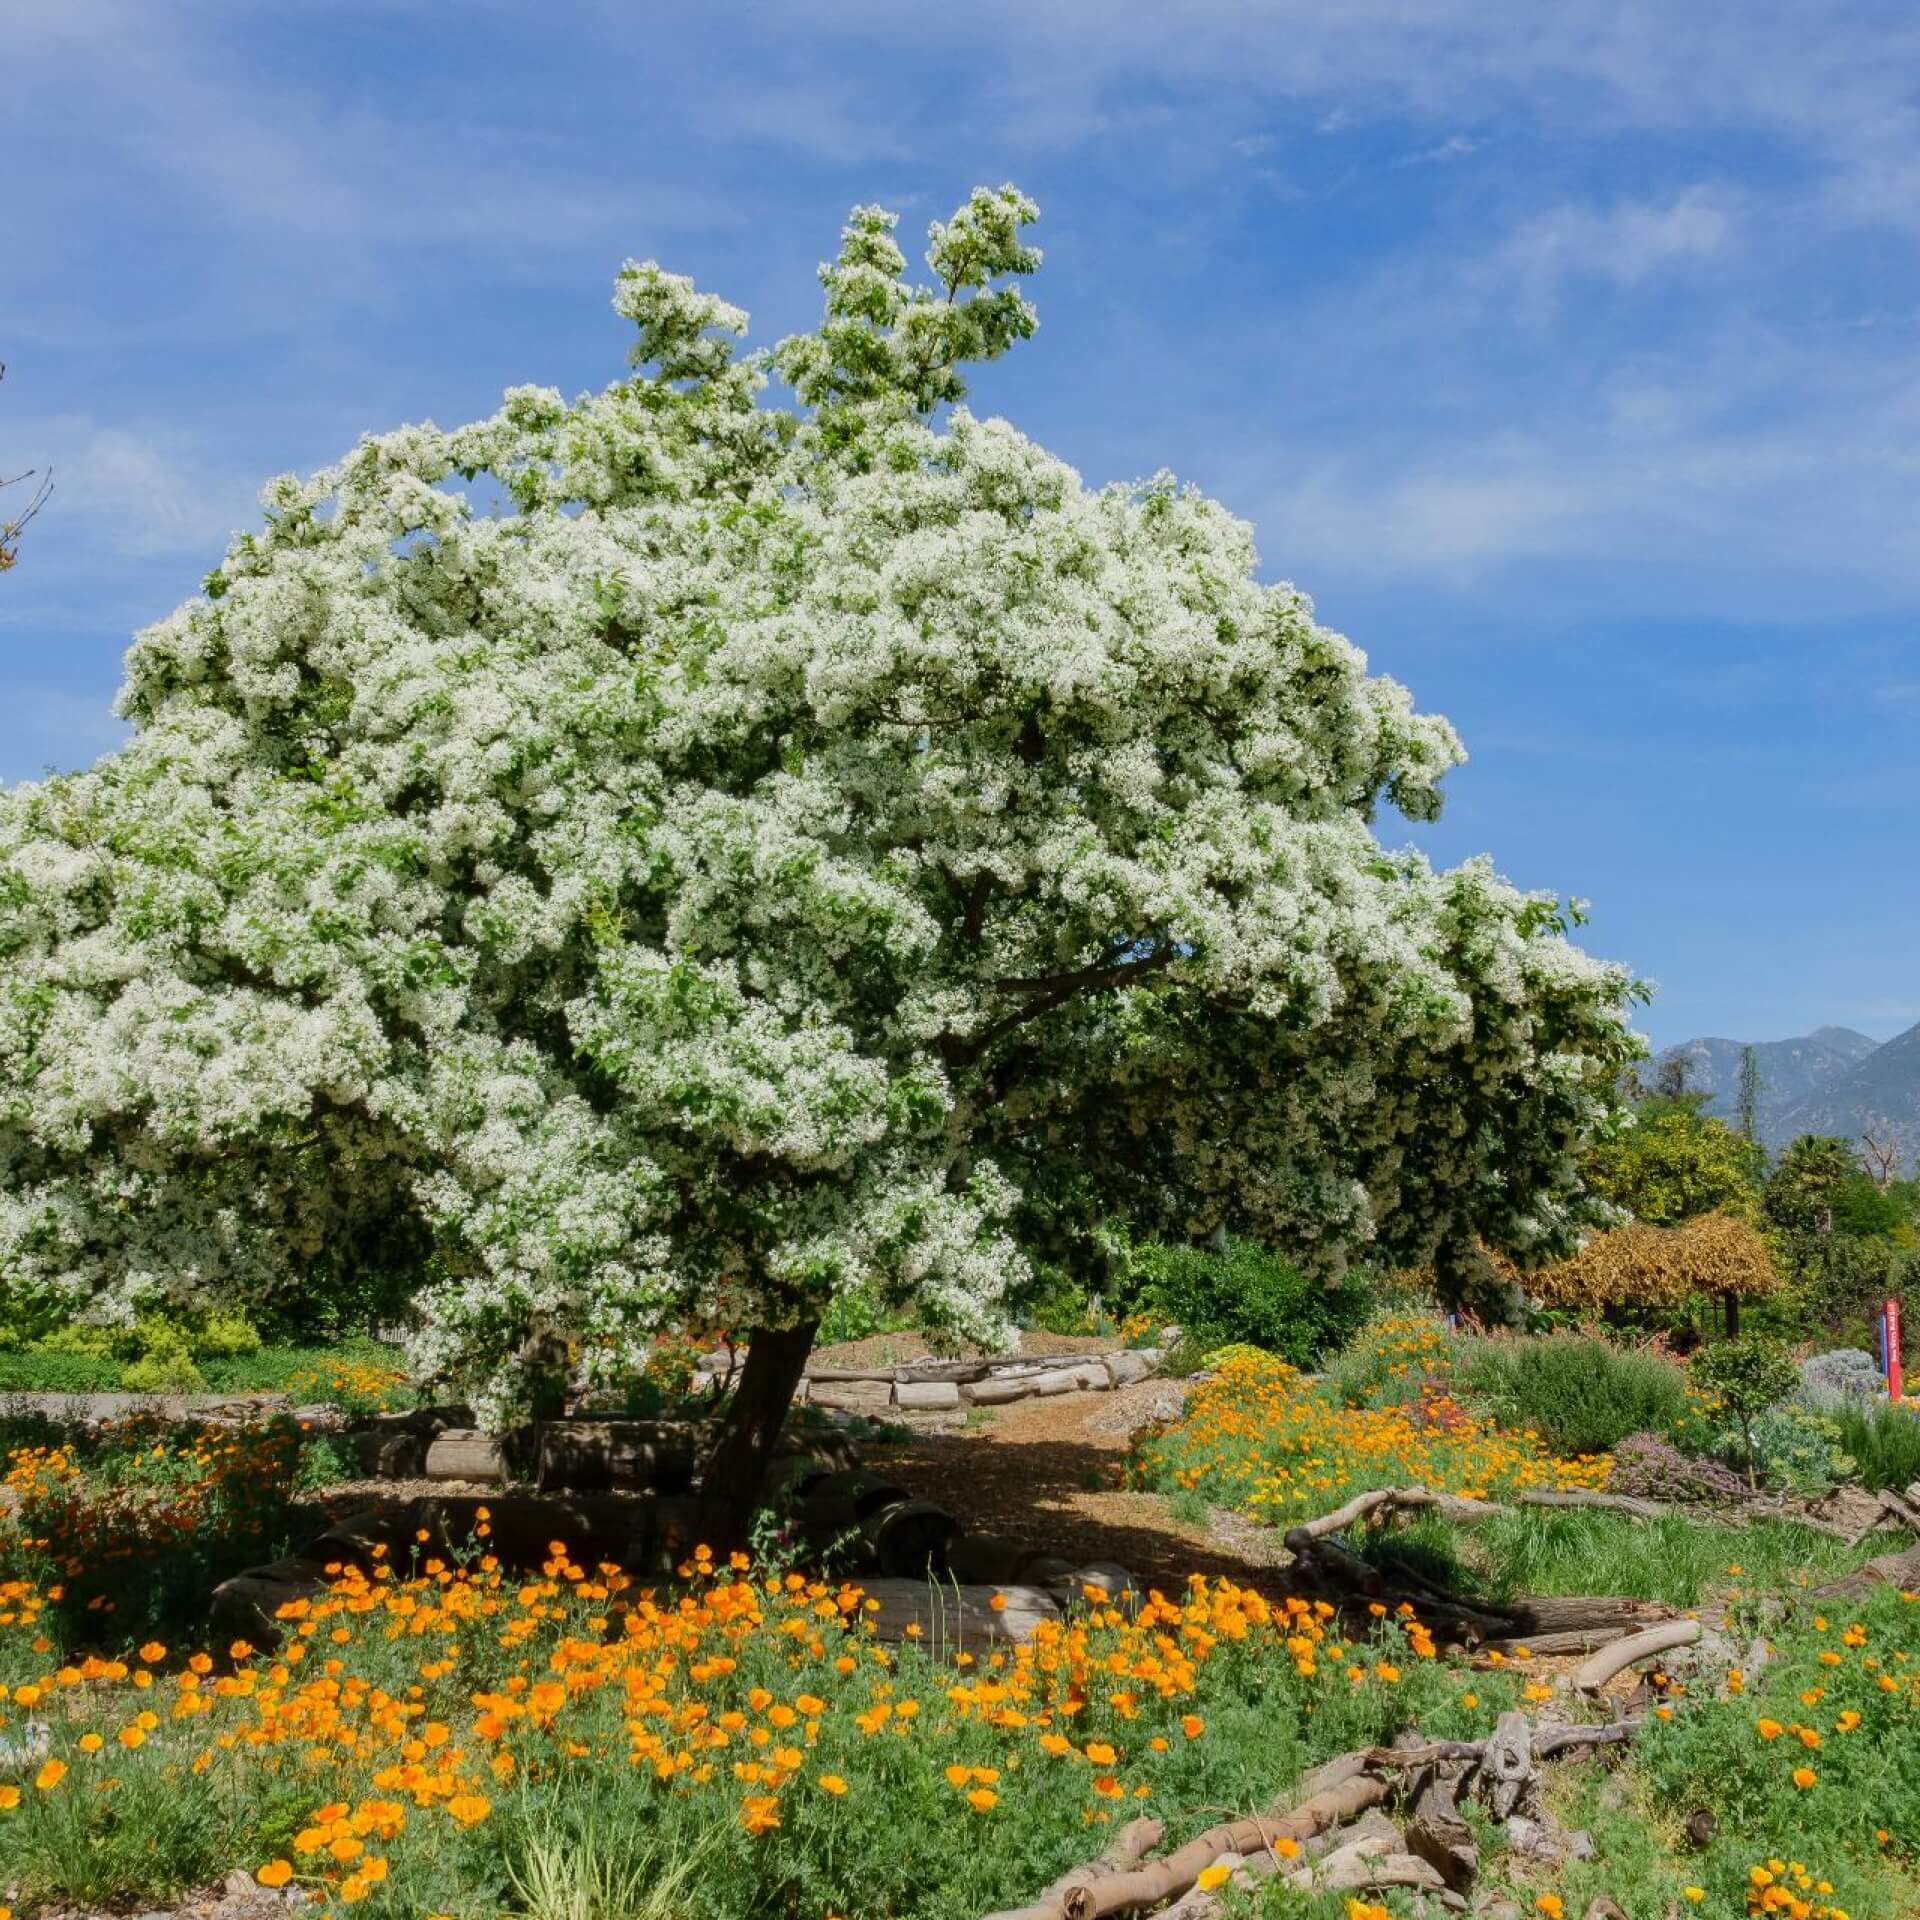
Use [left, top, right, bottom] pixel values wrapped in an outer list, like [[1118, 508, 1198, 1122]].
[[979, 1817, 1163, 1920], [977, 1712, 1652, 1920], [1573, 1619, 1701, 1694], [1281, 1492, 1678, 1648], [1040, 1769, 1391, 1920], [1814, 1540, 1920, 1598]]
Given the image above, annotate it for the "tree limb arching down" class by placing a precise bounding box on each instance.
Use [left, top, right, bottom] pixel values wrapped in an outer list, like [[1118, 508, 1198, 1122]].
[[0, 187, 1642, 1514]]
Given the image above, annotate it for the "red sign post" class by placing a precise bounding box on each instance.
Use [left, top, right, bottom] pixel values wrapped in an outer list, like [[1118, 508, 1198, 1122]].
[[1889, 1296, 1904, 1404]]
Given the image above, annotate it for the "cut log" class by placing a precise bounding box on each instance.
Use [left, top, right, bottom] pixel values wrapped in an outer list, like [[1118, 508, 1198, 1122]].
[[1573, 1620, 1701, 1694], [423, 1430, 506, 1482], [535, 1421, 696, 1494], [861, 1497, 964, 1578], [847, 1578, 1062, 1650]]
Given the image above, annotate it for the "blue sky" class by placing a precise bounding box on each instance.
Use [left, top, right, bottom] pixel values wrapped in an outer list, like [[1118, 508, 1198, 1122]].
[[5, 0, 1918, 1052]]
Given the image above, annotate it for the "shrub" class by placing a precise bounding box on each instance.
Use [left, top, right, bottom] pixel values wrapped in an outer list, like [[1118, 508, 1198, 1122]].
[[120, 1349, 206, 1393], [1457, 1334, 1692, 1457], [1737, 1404, 1855, 1498], [191, 1311, 263, 1359], [1607, 1431, 1753, 1508], [1691, 1337, 1799, 1488], [1127, 1239, 1369, 1369], [817, 1285, 891, 1346], [1797, 1348, 1890, 1414]]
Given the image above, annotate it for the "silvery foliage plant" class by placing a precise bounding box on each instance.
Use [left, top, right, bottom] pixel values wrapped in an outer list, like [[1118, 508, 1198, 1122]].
[[0, 188, 1641, 1424]]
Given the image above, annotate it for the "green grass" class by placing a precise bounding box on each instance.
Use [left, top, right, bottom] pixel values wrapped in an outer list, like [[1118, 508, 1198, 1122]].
[[1362, 1506, 1886, 1610]]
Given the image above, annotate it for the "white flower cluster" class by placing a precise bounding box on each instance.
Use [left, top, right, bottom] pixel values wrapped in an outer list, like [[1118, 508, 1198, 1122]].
[[0, 188, 1640, 1420]]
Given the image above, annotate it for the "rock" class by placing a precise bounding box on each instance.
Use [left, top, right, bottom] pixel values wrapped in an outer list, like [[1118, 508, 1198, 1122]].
[[1472, 1897, 1525, 1920], [1071, 1362, 1111, 1392], [226, 1867, 259, 1896], [894, 1380, 961, 1412], [1103, 1350, 1155, 1387], [805, 1378, 894, 1415]]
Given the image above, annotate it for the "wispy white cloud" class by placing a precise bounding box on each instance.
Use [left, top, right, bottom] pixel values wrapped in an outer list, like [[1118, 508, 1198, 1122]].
[[1392, 133, 1483, 167], [1503, 189, 1734, 292]]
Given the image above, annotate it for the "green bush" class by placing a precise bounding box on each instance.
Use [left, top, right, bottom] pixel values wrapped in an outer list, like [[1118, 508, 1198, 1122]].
[[1125, 1238, 1368, 1369], [1457, 1333, 1692, 1456], [192, 1310, 262, 1358], [1829, 1401, 1920, 1493], [119, 1351, 205, 1393]]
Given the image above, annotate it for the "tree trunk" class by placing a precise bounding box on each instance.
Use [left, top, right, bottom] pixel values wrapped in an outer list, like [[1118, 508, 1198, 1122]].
[[1724, 1290, 1740, 1337], [699, 1320, 818, 1531]]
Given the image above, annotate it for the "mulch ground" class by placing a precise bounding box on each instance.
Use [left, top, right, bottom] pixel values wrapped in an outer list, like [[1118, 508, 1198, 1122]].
[[875, 1376, 1295, 1598]]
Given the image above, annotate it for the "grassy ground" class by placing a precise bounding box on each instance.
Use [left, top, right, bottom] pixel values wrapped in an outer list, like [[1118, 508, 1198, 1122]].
[[1364, 1506, 1886, 1610]]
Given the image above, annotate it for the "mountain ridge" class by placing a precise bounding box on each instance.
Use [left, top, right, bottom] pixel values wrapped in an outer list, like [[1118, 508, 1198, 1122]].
[[1653, 1020, 1920, 1173]]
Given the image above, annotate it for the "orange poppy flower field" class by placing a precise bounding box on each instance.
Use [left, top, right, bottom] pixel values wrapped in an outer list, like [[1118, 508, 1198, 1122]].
[[1, 1384, 1919, 1920]]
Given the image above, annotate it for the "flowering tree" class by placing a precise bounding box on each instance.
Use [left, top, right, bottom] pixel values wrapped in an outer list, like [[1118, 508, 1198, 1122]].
[[0, 187, 1640, 1501]]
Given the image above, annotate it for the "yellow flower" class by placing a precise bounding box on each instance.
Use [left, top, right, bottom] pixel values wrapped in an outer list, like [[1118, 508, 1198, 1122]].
[[1196, 1863, 1232, 1891], [34, 1759, 66, 1791], [1682, 1892, 1704, 1905], [818, 1775, 848, 1796], [967, 1787, 998, 1812], [1535, 1898, 1564, 1919], [257, 1862, 294, 1889], [0, 1785, 20, 1811], [1791, 1766, 1817, 1789]]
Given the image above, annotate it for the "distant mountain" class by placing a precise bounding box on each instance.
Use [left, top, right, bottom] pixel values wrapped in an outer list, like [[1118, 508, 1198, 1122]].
[[1654, 1026, 1881, 1145], [1773, 1020, 1920, 1175]]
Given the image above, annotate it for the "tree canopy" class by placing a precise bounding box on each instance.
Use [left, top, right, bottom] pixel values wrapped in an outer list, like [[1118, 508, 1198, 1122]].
[[0, 188, 1641, 1429], [1583, 1105, 1759, 1229]]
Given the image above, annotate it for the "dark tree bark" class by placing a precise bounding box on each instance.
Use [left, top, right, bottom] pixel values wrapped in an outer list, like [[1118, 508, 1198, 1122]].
[[1723, 1290, 1740, 1337], [699, 1319, 819, 1530]]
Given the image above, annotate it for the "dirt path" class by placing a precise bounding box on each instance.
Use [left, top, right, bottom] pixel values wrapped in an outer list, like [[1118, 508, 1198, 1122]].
[[877, 1377, 1295, 1599]]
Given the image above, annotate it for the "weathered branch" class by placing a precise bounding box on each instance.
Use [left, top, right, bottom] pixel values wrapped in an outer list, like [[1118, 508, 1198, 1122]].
[[1573, 1620, 1701, 1694]]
